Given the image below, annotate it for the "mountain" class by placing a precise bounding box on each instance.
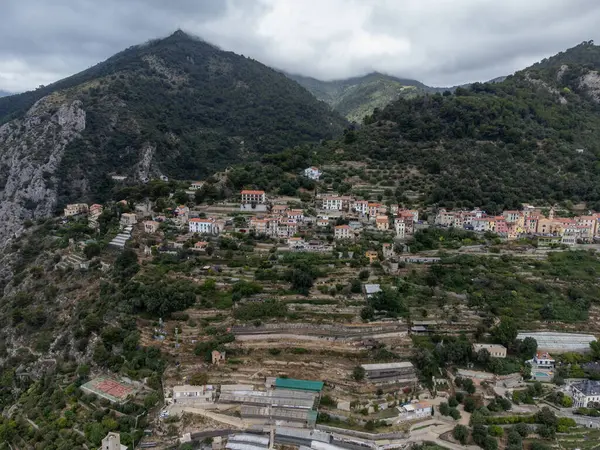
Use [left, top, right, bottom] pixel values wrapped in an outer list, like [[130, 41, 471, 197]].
[[326, 41, 600, 212], [0, 90, 10, 98], [0, 30, 346, 242], [288, 72, 444, 122]]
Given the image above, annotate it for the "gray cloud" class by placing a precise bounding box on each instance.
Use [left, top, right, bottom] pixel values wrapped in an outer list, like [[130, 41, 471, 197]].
[[1, 0, 600, 92]]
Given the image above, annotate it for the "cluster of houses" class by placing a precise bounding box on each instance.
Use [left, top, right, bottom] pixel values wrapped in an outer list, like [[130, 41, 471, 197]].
[[435, 205, 600, 245], [63, 203, 104, 229]]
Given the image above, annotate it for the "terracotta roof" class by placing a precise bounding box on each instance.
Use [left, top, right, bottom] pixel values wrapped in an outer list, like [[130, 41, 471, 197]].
[[335, 225, 351, 229], [241, 190, 265, 195], [189, 218, 214, 223]]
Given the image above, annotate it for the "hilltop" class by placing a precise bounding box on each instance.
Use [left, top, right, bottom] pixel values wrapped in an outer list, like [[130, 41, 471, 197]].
[[0, 30, 346, 241], [288, 72, 443, 122]]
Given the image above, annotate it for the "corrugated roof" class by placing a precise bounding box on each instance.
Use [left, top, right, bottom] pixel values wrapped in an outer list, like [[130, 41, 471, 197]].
[[228, 434, 270, 446], [363, 284, 381, 294], [275, 378, 324, 392]]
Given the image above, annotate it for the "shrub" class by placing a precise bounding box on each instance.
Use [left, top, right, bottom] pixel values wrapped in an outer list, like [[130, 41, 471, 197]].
[[449, 407, 461, 420], [452, 424, 469, 444], [488, 425, 503, 437]]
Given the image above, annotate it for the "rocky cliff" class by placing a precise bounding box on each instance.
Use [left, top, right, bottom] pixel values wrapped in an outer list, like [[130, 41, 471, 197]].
[[0, 95, 85, 243]]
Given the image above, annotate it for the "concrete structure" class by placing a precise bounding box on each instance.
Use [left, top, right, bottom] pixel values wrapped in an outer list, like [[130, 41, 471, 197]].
[[473, 343, 507, 358], [64, 203, 89, 217], [361, 362, 417, 384], [102, 432, 127, 450], [516, 332, 597, 353], [143, 220, 160, 234], [172, 385, 215, 405], [571, 380, 600, 408], [241, 190, 266, 205]]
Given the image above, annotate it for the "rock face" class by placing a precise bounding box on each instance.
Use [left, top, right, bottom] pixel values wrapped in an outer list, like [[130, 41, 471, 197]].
[[0, 95, 85, 243], [579, 71, 600, 102]]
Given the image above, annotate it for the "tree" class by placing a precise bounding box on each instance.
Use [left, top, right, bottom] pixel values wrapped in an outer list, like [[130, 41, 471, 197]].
[[358, 269, 370, 280], [518, 337, 537, 359], [463, 396, 477, 412], [472, 423, 488, 446], [448, 396, 459, 407], [350, 278, 362, 294], [477, 348, 491, 365], [352, 366, 366, 381], [491, 318, 518, 347], [439, 402, 450, 416], [114, 248, 139, 280], [453, 424, 469, 444], [289, 269, 314, 295], [449, 408, 461, 420], [463, 378, 476, 394], [144, 392, 159, 409], [364, 420, 376, 431], [84, 242, 101, 259], [514, 422, 530, 437], [483, 436, 498, 450]]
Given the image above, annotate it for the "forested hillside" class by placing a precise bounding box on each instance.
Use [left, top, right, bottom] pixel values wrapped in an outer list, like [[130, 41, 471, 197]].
[[333, 41, 600, 212], [0, 31, 346, 206]]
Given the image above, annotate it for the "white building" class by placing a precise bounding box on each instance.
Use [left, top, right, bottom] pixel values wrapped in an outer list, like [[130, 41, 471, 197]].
[[472, 343, 507, 358], [397, 402, 432, 421], [571, 380, 600, 408], [189, 181, 205, 191], [120, 213, 137, 226], [334, 225, 353, 240], [304, 167, 322, 180], [189, 218, 220, 235], [102, 432, 127, 450], [241, 190, 266, 205], [322, 196, 344, 211], [528, 352, 555, 369], [395, 220, 406, 238], [352, 200, 369, 215], [287, 209, 304, 221]]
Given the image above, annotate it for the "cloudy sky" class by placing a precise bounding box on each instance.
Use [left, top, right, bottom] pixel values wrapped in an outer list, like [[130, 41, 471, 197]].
[[1, 0, 600, 93]]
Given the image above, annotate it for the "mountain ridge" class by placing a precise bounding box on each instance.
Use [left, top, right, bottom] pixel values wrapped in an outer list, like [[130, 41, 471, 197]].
[[288, 71, 465, 122]]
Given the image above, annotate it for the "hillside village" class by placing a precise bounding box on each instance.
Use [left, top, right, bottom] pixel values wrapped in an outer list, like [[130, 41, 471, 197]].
[[30, 164, 600, 450]]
